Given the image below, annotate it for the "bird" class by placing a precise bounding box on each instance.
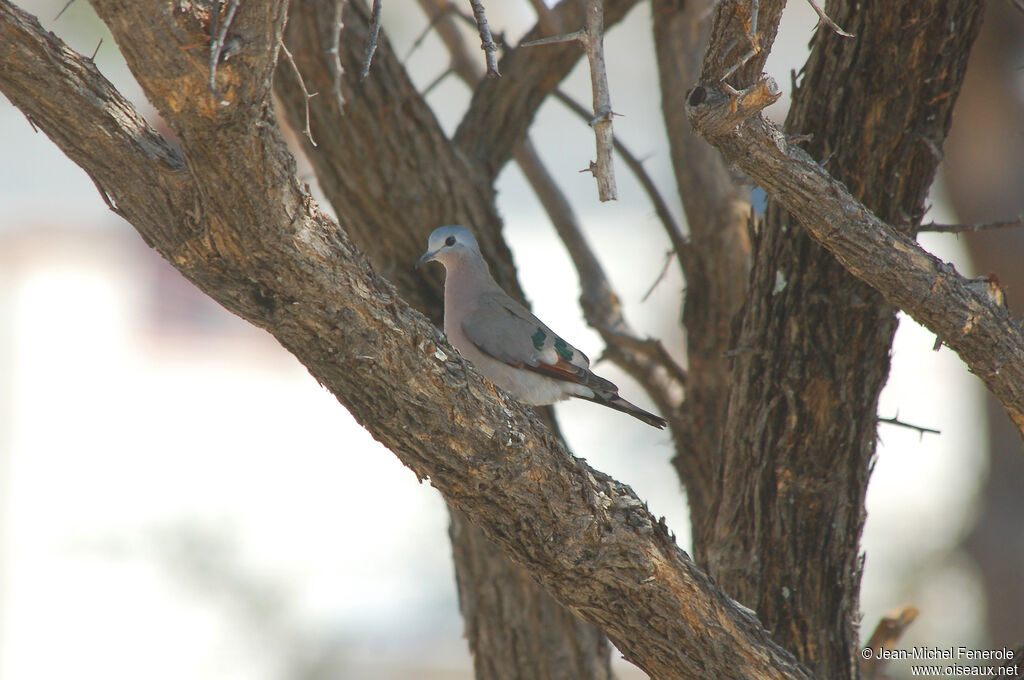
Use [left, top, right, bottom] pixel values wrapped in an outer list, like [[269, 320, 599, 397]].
[[416, 225, 667, 429]]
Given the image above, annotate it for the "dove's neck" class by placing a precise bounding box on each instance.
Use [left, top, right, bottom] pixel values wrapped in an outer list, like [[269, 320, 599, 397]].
[[443, 252, 501, 336]]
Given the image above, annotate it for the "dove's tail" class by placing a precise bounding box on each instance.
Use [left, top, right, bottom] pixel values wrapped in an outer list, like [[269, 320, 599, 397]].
[[576, 392, 668, 429]]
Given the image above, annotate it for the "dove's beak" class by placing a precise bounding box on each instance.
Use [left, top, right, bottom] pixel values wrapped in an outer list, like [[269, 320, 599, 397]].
[[415, 249, 437, 269]]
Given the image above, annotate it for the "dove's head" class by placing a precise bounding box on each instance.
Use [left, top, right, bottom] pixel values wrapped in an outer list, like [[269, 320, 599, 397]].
[[415, 225, 482, 270]]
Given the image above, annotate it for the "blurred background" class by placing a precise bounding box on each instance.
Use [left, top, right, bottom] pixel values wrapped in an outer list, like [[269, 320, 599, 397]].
[[0, 1, 1021, 678]]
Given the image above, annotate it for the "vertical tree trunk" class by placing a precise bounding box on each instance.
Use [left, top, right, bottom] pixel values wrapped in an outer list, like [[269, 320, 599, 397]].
[[706, 3, 986, 680]]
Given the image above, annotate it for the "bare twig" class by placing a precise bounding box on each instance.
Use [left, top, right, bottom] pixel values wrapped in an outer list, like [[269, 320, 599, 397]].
[[877, 414, 940, 437], [920, 216, 1024, 233], [279, 40, 319, 147], [208, 0, 240, 104], [521, 0, 618, 201], [520, 31, 584, 47], [860, 606, 920, 680], [325, 0, 346, 108], [421, 67, 453, 97], [54, 0, 75, 20], [468, 0, 501, 78], [89, 37, 102, 60], [641, 250, 675, 302], [553, 89, 689, 265], [582, 0, 616, 201], [360, 0, 383, 80], [805, 0, 855, 38]]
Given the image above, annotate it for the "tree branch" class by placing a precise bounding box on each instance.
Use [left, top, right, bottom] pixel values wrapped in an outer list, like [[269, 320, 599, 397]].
[[920, 217, 1024, 233], [689, 77, 1024, 440], [1, 2, 820, 678], [467, 0, 500, 78]]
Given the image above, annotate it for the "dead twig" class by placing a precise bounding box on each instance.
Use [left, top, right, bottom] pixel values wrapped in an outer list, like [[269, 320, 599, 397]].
[[279, 40, 319, 146], [920, 216, 1024, 233], [860, 606, 919, 680], [468, 0, 501, 78], [521, 0, 618, 201], [642, 250, 675, 302], [360, 0, 383, 80], [54, 0, 75, 20]]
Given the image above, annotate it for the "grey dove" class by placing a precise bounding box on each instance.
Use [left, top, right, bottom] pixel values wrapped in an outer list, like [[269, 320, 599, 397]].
[[416, 225, 667, 429]]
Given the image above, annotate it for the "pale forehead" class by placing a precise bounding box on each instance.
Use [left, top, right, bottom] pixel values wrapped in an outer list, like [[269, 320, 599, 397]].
[[429, 225, 474, 244]]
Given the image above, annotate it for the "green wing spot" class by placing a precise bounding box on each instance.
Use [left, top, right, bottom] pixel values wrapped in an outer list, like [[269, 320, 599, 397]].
[[531, 329, 546, 350], [553, 337, 574, 361]]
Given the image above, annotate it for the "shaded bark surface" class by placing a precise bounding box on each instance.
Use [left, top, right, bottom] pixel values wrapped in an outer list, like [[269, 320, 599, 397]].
[[702, 3, 987, 680]]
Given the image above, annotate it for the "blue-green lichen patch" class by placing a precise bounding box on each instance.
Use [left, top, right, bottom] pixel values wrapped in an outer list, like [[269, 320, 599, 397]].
[[531, 328, 546, 350]]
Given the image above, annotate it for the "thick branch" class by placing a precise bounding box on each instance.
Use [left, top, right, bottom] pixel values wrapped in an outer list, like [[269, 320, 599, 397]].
[[1, 2, 820, 678], [687, 82, 1024, 436]]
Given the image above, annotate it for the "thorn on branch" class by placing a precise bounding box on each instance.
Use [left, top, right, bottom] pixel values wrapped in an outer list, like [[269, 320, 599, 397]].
[[360, 0, 384, 81], [468, 0, 501, 78], [520, 30, 585, 48], [877, 414, 940, 438], [920, 216, 1024, 234], [804, 0, 855, 37]]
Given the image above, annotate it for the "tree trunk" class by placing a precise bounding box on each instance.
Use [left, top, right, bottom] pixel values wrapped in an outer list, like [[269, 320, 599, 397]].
[[702, 3, 986, 680]]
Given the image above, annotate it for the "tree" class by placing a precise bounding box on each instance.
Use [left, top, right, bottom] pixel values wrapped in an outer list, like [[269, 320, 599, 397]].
[[0, 1, 1018, 679]]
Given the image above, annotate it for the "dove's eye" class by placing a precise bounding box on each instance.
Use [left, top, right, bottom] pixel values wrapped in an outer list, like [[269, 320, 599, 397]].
[[445, 236, 456, 247]]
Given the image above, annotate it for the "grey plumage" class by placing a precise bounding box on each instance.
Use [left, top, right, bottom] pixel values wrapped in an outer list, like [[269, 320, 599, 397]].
[[416, 225, 667, 429]]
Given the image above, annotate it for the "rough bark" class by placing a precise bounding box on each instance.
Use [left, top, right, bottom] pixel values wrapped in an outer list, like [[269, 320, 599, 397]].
[[689, 2, 990, 680], [0, 1, 822, 679], [448, 509, 613, 680]]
